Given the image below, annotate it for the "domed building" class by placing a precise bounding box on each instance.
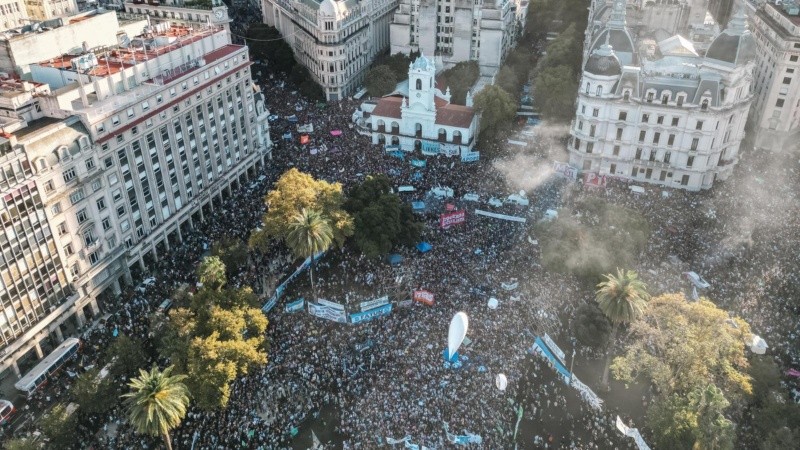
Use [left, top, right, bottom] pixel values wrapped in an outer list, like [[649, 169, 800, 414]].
[[568, 4, 755, 191]]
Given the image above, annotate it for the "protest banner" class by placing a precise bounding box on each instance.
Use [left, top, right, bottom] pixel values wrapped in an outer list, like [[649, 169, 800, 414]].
[[440, 144, 460, 157], [584, 172, 607, 188], [553, 161, 578, 180], [350, 304, 392, 324], [474, 209, 527, 223], [360, 296, 389, 312], [440, 210, 466, 229], [461, 151, 480, 162], [410, 159, 427, 168], [413, 290, 435, 306], [421, 141, 440, 155], [384, 144, 401, 152], [308, 302, 348, 323], [317, 298, 345, 310], [284, 298, 305, 313], [543, 333, 566, 364]]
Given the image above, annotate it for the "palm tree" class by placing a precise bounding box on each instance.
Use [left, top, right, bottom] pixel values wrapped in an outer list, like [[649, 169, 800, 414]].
[[122, 366, 190, 450], [285, 208, 334, 301], [197, 255, 227, 290], [596, 268, 650, 388]]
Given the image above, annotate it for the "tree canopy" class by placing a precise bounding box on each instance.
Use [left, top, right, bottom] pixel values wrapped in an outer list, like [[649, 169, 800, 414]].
[[344, 174, 423, 258], [245, 24, 296, 74], [611, 293, 753, 399], [573, 302, 612, 351], [197, 256, 227, 291], [72, 367, 117, 415], [365, 65, 398, 97], [474, 84, 517, 141], [122, 366, 190, 450], [250, 168, 353, 250], [373, 52, 416, 79], [439, 61, 480, 105], [39, 403, 78, 449], [533, 65, 578, 121], [210, 237, 249, 279]]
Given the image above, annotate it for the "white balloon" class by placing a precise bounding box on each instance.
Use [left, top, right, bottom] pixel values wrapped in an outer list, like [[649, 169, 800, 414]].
[[447, 312, 469, 360], [487, 297, 499, 309], [496, 373, 508, 391]]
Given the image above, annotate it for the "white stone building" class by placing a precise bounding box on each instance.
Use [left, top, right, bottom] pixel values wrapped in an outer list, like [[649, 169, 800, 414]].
[[22, 0, 77, 22], [261, 0, 398, 101], [568, 2, 755, 191], [123, 0, 232, 32], [0, 23, 271, 380], [749, 0, 800, 152], [389, 0, 526, 76], [359, 54, 478, 152], [0, 0, 29, 31]]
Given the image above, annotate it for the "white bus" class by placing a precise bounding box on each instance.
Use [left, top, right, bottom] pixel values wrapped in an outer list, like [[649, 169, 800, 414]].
[[0, 399, 14, 424], [14, 338, 81, 396]]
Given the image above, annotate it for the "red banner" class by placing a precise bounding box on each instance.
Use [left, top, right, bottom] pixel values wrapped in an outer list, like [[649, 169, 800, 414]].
[[439, 210, 466, 229], [583, 172, 607, 188], [300, 134, 310, 145], [413, 290, 435, 306]]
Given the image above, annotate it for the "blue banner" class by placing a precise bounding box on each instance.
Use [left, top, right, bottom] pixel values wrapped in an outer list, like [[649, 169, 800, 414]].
[[350, 303, 392, 324], [532, 337, 572, 383], [389, 151, 405, 160], [461, 151, 480, 162], [410, 159, 427, 168], [284, 298, 305, 313], [262, 251, 324, 312], [421, 141, 440, 156], [384, 144, 401, 152]]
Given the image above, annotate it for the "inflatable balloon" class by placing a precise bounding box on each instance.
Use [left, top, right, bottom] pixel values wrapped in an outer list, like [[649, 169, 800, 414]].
[[487, 297, 499, 309], [496, 373, 508, 391], [447, 312, 469, 360]]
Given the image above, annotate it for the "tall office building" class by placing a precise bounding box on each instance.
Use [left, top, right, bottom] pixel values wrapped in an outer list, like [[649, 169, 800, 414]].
[[389, 0, 527, 75], [261, 0, 398, 101], [749, 0, 800, 152], [0, 21, 271, 379]]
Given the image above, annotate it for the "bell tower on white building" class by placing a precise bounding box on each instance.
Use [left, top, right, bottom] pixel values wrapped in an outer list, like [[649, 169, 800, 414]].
[[407, 54, 437, 111]]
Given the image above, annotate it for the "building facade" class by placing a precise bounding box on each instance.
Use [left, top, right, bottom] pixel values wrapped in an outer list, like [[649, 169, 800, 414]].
[[389, 0, 526, 76], [358, 55, 478, 152], [261, 0, 398, 101], [0, 0, 29, 31], [749, 1, 800, 152], [123, 0, 233, 32], [22, 0, 77, 21], [569, 2, 755, 191], [0, 23, 271, 380]]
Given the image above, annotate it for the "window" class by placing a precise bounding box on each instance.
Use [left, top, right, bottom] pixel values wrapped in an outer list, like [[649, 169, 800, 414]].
[[653, 132, 660, 144], [691, 138, 699, 151], [63, 167, 77, 183], [647, 92, 654, 102], [112, 188, 122, 202], [784, 77, 792, 84], [592, 108, 599, 118], [112, 115, 120, 126], [52, 203, 62, 214], [589, 124, 596, 137], [108, 174, 119, 185], [69, 189, 84, 205], [638, 130, 646, 142], [687, 156, 695, 168], [83, 230, 96, 246], [65, 243, 74, 256], [85, 158, 95, 171], [664, 152, 671, 163], [661, 94, 669, 105], [632, 167, 639, 177], [102, 217, 111, 231], [596, 86, 603, 96], [44, 180, 55, 193], [657, 115, 664, 125], [120, 219, 130, 232], [701, 99, 709, 110], [586, 142, 594, 153], [791, 55, 799, 62], [117, 205, 126, 217], [681, 174, 690, 186], [613, 145, 620, 156], [77, 208, 88, 223], [127, 108, 135, 118], [696, 120, 704, 130], [104, 157, 114, 169], [676, 96, 684, 107], [610, 163, 616, 174], [616, 128, 623, 140], [667, 134, 675, 146], [776, 99, 785, 107], [671, 117, 679, 127], [641, 114, 649, 123], [142, 101, 150, 111], [89, 252, 100, 265], [618, 111, 627, 121], [573, 138, 581, 150], [635, 148, 643, 160], [57, 222, 67, 236], [96, 197, 107, 211]]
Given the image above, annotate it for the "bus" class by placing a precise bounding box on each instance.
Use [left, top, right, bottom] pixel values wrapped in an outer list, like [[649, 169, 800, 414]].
[[14, 338, 81, 397], [0, 399, 14, 425]]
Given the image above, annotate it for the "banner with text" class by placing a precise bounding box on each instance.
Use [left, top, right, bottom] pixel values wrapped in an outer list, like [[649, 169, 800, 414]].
[[583, 172, 607, 188], [262, 251, 325, 312], [461, 151, 480, 163], [616, 416, 652, 450], [360, 296, 389, 312], [440, 210, 466, 229], [553, 161, 578, 180], [350, 303, 392, 324], [543, 333, 566, 364], [474, 209, 527, 223], [307, 302, 348, 323], [440, 144, 460, 157], [413, 290, 435, 306], [421, 141, 440, 156], [284, 298, 305, 313]]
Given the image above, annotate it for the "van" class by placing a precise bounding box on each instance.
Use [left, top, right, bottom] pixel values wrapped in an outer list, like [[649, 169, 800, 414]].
[[157, 299, 173, 314]]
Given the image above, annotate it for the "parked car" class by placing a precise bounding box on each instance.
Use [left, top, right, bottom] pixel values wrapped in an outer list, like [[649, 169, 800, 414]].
[[683, 271, 711, 289]]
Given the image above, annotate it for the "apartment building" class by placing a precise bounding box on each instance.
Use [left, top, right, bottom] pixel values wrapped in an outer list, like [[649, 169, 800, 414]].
[[389, 0, 527, 75], [262, 0, 398, 100], [0, 22, 271, 380], [123, 0, 232, 31], [749, 0, 800, 152], [569, 3, 755, 191]]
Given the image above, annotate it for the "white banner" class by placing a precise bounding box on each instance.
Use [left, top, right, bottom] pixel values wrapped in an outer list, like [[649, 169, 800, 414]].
[[474, 209, 527, 223], [571, 377, 603, 411], [501, 281, 519, 291], [553, 161, 578, 180], [360, 295, 389, 312], [543, 333, 566, 364], [616, 416, 651, 450], [307, 302, 348, 323], [317, 298, 345, 310]]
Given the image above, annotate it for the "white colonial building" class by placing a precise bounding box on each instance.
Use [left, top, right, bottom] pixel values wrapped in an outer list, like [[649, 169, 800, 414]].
[[359, 55, 478, 152], [261, 0, 398, 101], [568, 1, 754, 191], [389, 0, 526, 76]]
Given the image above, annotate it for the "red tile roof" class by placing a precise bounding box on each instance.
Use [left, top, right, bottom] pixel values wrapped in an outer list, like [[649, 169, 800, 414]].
[[435, 104, 475, 128], [371, 96, 403, 119]]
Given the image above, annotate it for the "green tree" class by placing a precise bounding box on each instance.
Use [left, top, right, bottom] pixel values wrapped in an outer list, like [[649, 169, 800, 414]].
[[3, 437, 39, 450], [211, 237, 249, 279], [748, 356, 782, 406], [611, 294, 753, 399], [285, 208, 334, 300], [533, 65, 578, 121], [106, 334, 146, 379], [496, 65, 520, 96], [538, 24, 582, 72], [250, 168, 353, 250], [122, 366, 190, 450], [364, 65, 398, 97], [344, 174, 423, 258], [72, 367, 117, 415], [39, 403, 78, 449], [595, 269, 649, 388], [473, 84, 517, 141], [647, 385, 735, 450], [373, 52, 415, 79], [197, 256, 227, 291], [439, 61, 480, 104], [692, 384, 735, 450], [762, 427, 800, 450], [299, 79, 324, 101], [245, 24, 296, 74]]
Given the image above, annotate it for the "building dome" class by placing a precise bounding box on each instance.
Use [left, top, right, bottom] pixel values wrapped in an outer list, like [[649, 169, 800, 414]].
[[705, 10, 755, 66], [585, 43, 622, 76], [318, 0, 343, 18], [411, 54, 435, 71]]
